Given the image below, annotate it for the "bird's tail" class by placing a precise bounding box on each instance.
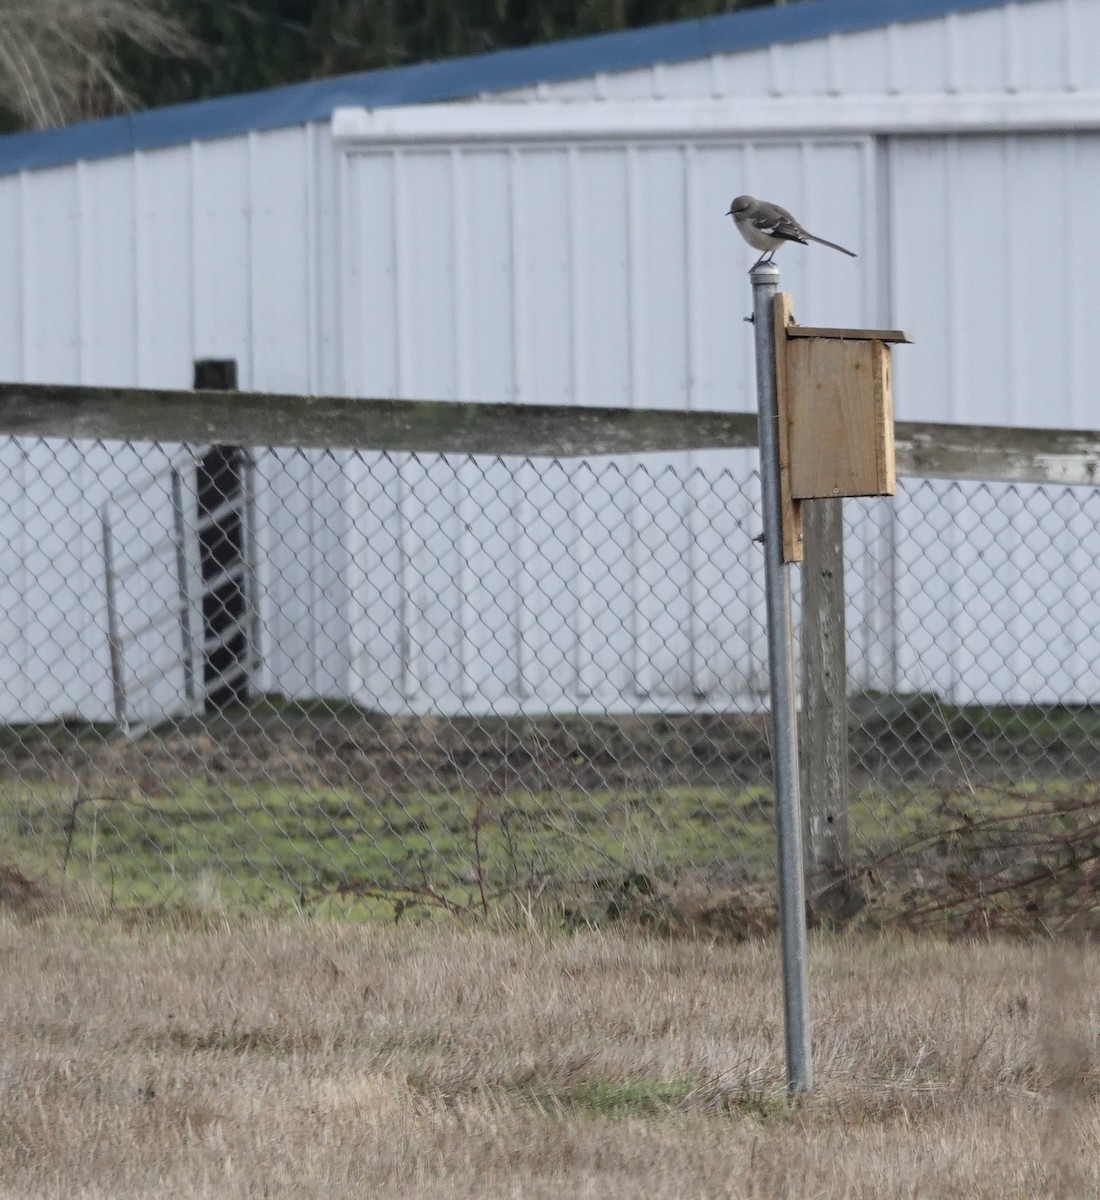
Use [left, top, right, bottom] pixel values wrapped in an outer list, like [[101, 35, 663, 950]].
[[806, 233, 857, 257]]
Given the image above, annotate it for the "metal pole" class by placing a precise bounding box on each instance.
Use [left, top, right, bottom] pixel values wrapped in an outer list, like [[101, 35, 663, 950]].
[[750, 261, 812, 1094]]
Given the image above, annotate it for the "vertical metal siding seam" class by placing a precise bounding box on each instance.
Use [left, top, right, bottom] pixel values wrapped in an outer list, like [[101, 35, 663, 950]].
[[304, 124, 320, 693], [390, 149, 417, 702], [391, 152, 409, 390], [508, 148, 526, 404], [767, 43, 785, 98], [11, 171, 27, 715], [671, 145, 695, 700], [1065, 133, 1089, 686], [506, 149, 531, 696], [567, 144, 593, 699], [944, 136, 963, 702], [1003, 2, 1020, 93], [742, 141, 760, 403], [880, 138, 898, 373], [305, 125, 319, 401], [73, 161, 93, 718], [627, 449, 648, 700], [622, 144, 647, 700], [450, 147, 474, 703], [1063, 0, 1082, 91], [684, 463, 704, 701], [76, 160, 88, 385], [310, 123, 332, 400], [16, 171, 27, 379], [862, 137, 879, 329], [825, 33, 841, 97], [567, 146, 585, 408], [683, 143, 701, 412], [650, 62, 668, 100], [138, 153, 154, 387], [1065, 133, 1083, 423], [395, 455, 415, 704], [188, 141, 200, 374], [1007, 483, 1026, 697], [874, 135, 900, 691], [885, 23, 902, 95], [800, 138, 814, 302], [336, 145, 361, 696], [133, 153, 144, 385], [511, 461, 533, 701], [21, 171, 38, 376], [624, 144, 642, 413], [336, 148, 352, 398], [244, 131, 263, 693], [624, 143, 647, 699], [945, 137, 961, 423], [1005, 135, 1024, 425], [245, 132, 257, 390], [945, 11, 961, 94]]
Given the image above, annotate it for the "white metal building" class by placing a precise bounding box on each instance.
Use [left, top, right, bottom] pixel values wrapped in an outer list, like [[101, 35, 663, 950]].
[[1, 0, 1098, 722]]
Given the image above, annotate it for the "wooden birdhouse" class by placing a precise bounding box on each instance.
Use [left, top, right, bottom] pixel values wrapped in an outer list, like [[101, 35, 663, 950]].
[[773, 293, 912, 563]]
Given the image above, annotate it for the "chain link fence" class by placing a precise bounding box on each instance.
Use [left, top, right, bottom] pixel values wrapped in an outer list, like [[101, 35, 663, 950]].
[[2, 430, 1099, 932]]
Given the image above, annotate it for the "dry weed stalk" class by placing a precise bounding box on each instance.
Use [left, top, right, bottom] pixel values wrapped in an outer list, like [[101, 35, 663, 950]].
[[0, 0, 196, 127]]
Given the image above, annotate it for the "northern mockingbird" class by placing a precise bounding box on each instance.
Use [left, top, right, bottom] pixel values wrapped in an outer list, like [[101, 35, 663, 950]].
[[727, 195, 857, 268]]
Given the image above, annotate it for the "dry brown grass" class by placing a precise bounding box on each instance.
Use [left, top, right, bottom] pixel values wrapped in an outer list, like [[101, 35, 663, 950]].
[[0, 910, 1098, 1199]]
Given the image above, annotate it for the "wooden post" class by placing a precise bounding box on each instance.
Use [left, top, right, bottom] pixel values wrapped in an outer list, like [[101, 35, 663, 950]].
[[799, 497, 850, 874], [773, 308, 910, 924]]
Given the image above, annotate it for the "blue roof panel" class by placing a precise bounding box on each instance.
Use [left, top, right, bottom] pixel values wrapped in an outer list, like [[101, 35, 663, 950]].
[[0, 0, 1023, 175]]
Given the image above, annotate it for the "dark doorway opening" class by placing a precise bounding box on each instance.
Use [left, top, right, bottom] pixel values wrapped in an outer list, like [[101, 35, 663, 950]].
[[194, 360, 253, 710]]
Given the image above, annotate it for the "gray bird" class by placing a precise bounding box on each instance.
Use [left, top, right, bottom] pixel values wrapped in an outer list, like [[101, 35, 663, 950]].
[[727, 195, 857, 268]]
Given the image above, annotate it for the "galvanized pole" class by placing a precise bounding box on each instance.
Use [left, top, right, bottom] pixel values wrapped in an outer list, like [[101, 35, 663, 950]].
[[750, 261, 812, 1094]]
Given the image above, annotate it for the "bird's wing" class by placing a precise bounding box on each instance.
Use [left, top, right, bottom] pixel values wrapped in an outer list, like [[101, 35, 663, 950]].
[[751, 203, 809, 245]]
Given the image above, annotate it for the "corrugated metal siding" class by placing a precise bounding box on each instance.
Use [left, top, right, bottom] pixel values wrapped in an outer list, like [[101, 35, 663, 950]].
[[3, 0, 1100, 719], [889, 132, 1100, 428], [341, 135, 872, 712], [0, 436, 199, 725], [882, 478, 1100, 706], [876, 130, 1100, 704], [0, 127, 347, 721], [497, 0, 1087, 102], [346, 451, 772, 715], [342, 138, 873, 409]]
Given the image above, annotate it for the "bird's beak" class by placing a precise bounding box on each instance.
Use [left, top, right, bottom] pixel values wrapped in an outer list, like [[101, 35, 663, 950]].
[[726, 206, 734, 216]]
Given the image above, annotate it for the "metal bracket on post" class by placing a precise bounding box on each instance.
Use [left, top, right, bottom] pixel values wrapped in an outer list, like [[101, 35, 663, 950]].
[[750, 261, 812, 1096]]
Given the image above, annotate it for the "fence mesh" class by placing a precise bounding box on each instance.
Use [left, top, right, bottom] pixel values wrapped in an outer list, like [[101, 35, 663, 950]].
[[2, 436, 1099, 932]]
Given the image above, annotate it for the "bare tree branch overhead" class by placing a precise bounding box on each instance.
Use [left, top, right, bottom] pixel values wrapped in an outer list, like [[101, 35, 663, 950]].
[[0, 0, 197, 128]]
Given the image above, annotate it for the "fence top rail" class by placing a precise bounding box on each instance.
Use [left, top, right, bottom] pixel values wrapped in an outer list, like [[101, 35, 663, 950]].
[[0, 382, 755, 458], [1, 382, 1099, 487]]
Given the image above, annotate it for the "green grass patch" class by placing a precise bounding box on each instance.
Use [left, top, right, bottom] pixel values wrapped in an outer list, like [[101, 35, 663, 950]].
[[560, 1077, 699, 1118], [518, 1075, 789, 1122], [2, 757, 1097, 921], [0, 776, 781, 917]]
